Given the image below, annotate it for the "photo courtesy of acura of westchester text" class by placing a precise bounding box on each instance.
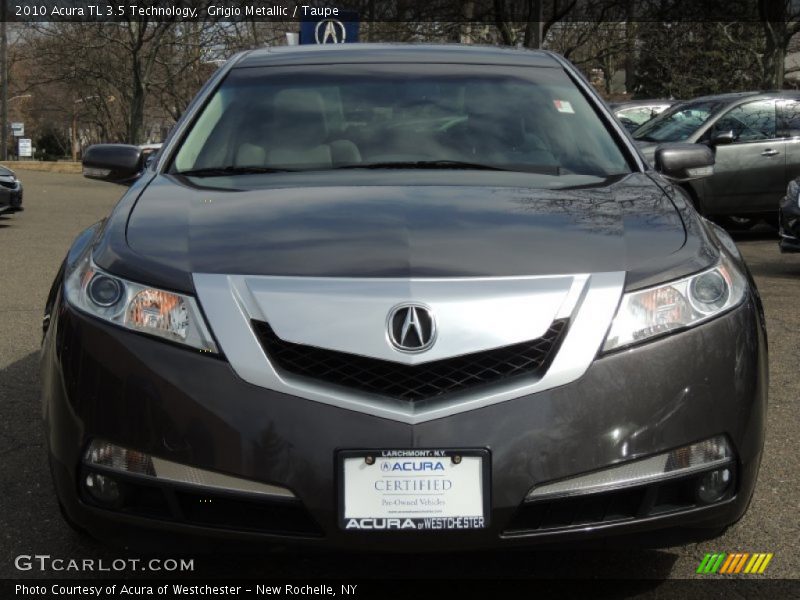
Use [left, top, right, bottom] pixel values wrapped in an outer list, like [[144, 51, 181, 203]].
[[0, 0, 798, 595]]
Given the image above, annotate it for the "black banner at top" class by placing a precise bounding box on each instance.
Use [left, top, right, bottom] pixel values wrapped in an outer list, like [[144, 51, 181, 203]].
[[2, 0, 772, 23]]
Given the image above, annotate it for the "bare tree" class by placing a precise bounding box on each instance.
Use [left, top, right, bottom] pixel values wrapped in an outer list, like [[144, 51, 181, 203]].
[[759, 0, 800, 88], [22, 19, 202, 144], [493, 0, 580, 48]]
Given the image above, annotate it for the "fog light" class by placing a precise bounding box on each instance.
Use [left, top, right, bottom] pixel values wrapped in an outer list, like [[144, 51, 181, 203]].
[[84, 440, 295, 498], [526, 435, 734, 501], [696, 467, 732, 504], [84, 473, 121, 505]]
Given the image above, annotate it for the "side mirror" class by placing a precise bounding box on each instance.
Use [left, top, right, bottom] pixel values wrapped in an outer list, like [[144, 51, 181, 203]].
[[710, 130, 736, 146], [654, 143, 715, 182], [82, 144, 144, 185]]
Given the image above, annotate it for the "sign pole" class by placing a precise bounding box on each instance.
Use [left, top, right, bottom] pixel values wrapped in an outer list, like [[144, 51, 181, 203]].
[[1, 4, 7, 163]]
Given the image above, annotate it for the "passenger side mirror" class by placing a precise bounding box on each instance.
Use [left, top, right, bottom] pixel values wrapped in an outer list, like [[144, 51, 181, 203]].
[[710, 130, 736, 146], [82, 144, 144, 185], [653, 143, 715, 182]]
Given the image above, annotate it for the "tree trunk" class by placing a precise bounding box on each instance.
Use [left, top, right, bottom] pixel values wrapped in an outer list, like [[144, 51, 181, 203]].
[[493, 0, 515, 46], [763, 29, 786, 89], [758, 0, 791, 90], [523, 0, 543, 49], [624, 1, 637, 95], [128, 57, 145, 144]]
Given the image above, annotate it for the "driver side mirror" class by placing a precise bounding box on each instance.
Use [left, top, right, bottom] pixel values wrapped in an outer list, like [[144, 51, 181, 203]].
[[82, 144, 144, 185], [710, 130, 736, 146], [653, 143, 715, 182]]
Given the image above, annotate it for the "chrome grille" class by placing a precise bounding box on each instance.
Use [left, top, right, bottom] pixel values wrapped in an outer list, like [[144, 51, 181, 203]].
[[252, 319, 568, 403]]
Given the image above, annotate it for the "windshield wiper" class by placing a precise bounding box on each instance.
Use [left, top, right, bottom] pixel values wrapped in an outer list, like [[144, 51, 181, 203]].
[[175, 161, 561, 177], [173, 165, 297, 177], [333, 160, 559, 174]]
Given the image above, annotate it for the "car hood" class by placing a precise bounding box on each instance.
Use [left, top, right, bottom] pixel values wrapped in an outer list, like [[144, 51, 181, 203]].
[[120, 172, 687, 283]]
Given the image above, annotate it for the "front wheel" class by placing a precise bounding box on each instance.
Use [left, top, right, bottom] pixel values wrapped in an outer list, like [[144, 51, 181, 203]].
[[761, 212, 779, 229], [716, 215, 758, 230]]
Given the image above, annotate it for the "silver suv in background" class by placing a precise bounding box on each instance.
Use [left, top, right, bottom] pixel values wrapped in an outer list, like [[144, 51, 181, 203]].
[[634, 91, 800, 229]]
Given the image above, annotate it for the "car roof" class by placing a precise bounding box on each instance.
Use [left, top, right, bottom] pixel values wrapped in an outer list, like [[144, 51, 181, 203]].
[[235, 43, 562, 69], [686, 90, 800, 104], [610, 100, 674, 109]]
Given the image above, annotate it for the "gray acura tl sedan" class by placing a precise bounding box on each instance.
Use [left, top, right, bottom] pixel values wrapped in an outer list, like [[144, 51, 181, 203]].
[[41, 44, 767, 551]]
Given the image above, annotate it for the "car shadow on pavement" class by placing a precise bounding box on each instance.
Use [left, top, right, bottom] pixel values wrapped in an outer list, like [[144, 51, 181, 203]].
[[728, 225, 777, 243], [747, 259, 800, 280], [194, 546, 679, 583]]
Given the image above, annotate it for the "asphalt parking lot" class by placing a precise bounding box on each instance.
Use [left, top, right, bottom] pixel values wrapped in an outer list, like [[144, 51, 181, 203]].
[[0, 170, 797, 587]]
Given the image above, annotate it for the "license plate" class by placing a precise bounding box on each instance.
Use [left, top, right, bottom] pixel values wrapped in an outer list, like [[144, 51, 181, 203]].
[[339, 449, 489, 531]]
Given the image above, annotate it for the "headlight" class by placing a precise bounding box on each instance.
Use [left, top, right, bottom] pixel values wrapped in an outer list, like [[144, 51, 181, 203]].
[[603, 253, 747, 352], [65, 256, 218, 353]]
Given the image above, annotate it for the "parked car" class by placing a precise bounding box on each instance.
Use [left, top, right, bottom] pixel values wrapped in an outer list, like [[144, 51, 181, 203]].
[[0, 165, 23, 215], [779, 178, 800, 252], [610, 100, 675, 132], [138, 142, 162, 166], [633, 91, 800, 228], [43, 44, 766, 551]]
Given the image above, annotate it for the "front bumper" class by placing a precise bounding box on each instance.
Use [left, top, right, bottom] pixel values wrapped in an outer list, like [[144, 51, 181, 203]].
[[0, 180, 23, 213], [42, 296, 767, 551]]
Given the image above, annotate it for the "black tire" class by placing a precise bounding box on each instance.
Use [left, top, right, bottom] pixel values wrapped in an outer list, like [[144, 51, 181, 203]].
[[761, 212, 779, 229], [716, 215, 758, 230]]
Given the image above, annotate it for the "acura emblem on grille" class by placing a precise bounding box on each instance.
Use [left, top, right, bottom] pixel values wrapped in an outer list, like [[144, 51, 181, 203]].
[[388, 304, 436, 352]]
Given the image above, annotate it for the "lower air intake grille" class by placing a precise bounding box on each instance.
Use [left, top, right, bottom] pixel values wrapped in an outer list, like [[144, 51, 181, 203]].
[[251, 319, 568, 403]]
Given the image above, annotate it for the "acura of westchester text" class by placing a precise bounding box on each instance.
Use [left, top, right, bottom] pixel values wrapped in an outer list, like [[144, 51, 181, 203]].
[[15, 584, 247, 597], [15, 584, 351, 596]]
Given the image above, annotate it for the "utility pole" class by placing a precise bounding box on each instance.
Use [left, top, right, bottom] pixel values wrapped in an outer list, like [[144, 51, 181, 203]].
[[1, 1, 8, 162]]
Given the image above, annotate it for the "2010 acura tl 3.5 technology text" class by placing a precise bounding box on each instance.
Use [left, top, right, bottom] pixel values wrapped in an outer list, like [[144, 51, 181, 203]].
[[41, 45, 767, 550]]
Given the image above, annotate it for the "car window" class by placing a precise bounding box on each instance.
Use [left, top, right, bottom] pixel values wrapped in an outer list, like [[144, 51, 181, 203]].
[[171, 64, 631, 180], [706, 100, 776, 143], [617, 106, 656, 126], [779, 99, 800, 137], [633, 101, 722, 142]]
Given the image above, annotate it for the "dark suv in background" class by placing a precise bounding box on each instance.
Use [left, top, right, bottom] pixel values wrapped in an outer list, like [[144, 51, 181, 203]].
[[634, 91, 800, 229]]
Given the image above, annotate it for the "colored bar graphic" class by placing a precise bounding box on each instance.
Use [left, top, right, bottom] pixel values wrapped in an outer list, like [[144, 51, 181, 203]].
[[696, 553, 712, 573], [733, 553, 749, 573], [720, 553, 738, 573], [719, 553, 736, 573], [744, 554, 760, 573], [758, 554, 774, 573], [699, 552, 773, 574]]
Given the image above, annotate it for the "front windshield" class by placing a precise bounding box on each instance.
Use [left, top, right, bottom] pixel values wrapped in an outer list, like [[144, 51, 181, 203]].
[[171, 63, 631, 178], [633, 101, 723, 142]]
